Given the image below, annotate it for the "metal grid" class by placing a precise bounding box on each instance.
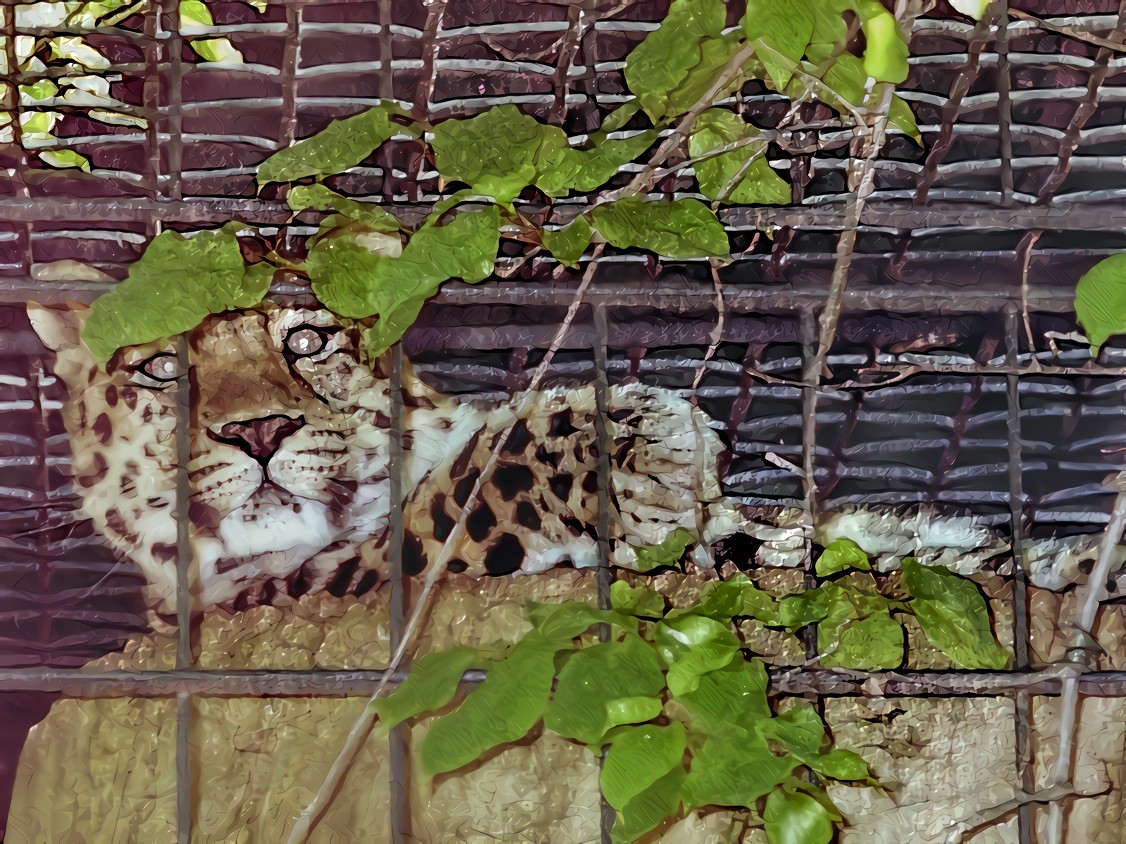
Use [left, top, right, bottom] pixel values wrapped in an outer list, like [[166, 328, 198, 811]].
[[1, 0, 1125, 841]]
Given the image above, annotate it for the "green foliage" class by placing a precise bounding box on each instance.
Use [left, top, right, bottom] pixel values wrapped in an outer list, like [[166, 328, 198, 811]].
[[820, 54, 920, 140], [623, 0, 728, 123], [306, 206, 500, 353], [540, 216, 593, 267], [764, 789, 834, 844], [545, 635, 666, 745], [81, 226, 270, 362], [287, 184, 402, 233], [855, 0, 910, 83], [601, 722, 687, 810], [418, 632, 560, 776], [372, 647, 477, 731], [741, 0, 815, 90], [1074, 253, 1126, 351], [689, 109, 790, 204], [591, 198, 729, 260], [815, 538, 871, 577], [380, 583, 879, 842], [630, 527, 699, 571], [901, 558, 1010, 670], [257, 104, 417, 185]]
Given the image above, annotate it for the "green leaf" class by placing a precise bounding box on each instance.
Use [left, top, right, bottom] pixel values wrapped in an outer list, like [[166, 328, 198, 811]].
[[664, 32, 758, 120], [527, 600, 625, 641], [541, 216, 593, 268], [571, 129, 659, 192], [308, 206, 500, 319], [815, 538, 871, 577], [602, 722, 687, 810], [287, 184, 401, 232], [622, 0, 727, 122], [820, 609, 904, 670], [365, 296, 425, 358], [20, 80, 58, 102], [631, 527, 698, 571], [611, 765, 686, 844], [610, 581, 667, 619], [806, 747, 869, 782], [775, 587, 833, 630], [39, 149, 92, 172], [431, 105, 547, 203], [689, 109, 790, 205], [81, 226, 267, 363], [681, 572, 778, 624], [741, 0, 815, 89], [759, 702, 825, 757], [601, 101, 641, 133], [419, 632, 559, 776], [1075, 253, 1126, 351], [373, 647, 478, 730], [592, 198, 729, 260], [821, 54, 919, 141], [856, 1, 909, 84], [545, 635, 666, 745], [189, 37, 242, 64], [902, 559, 1010, 670], [655, 614, 741, 696], [764, 789, 833, 844], [179, 0, 213, 26], [257, 103, 416, 185], [677, 657, 770, 732], [684, 729, 795, 809], [605, 696, 666, 731]]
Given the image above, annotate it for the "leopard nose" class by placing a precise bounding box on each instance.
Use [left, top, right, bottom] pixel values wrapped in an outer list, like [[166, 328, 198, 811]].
[[210, 414, 306, 463]]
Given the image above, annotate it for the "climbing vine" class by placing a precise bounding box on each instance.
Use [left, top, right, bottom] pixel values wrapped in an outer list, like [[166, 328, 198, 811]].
[[2, 0, 249, 171], [380, 539, 1009, 842], [80, 0, 944, 359]]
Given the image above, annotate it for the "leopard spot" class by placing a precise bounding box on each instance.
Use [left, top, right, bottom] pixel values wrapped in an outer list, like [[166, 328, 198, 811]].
[[549, 472, 573, 503], [515, 501, 542, 531], [494, 464, 535, 501], [354, 568, 380, 596], [447, 559, 468, 574], [326, 557, 361, 597], [431, 496, 455, 542], [503, 419, 531, 455], [92, 412, 112, 445], [76, 453, 109, 488], [582, 471, 599, 494], [448, 431, 480, 483], [403, 531, 427, 576], [151, 542, 177, 564], [548, 412, 580, 438], [104, 385, 118, 407], [484, 533, 524, 575], [104, 507, 129, 538], [453, 470, 480, 508], [467, 503, 497, 542], [120, 385, 138, 411]]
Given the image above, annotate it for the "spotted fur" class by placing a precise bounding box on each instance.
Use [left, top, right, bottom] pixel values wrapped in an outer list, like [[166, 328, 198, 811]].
[[29, 302, 739, 613]]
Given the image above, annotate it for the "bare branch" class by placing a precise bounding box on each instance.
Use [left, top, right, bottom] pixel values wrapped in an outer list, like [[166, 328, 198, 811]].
[[1008, 8, 1126, 53], [942, 783, 1100, 844]]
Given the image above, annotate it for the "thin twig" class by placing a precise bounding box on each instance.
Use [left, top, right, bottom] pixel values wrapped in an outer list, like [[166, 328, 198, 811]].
[[691, 264, 726, 397], [1008, 8, 1126, 53], [942, 784, 1093, 844], [1044, 482, 1126, 843]]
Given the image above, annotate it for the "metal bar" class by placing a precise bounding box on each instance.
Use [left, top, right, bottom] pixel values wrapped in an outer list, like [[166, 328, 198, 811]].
[[1, 666, 1123, 698], [1, 196, 1125, 231], [387, 344, 410, 844]]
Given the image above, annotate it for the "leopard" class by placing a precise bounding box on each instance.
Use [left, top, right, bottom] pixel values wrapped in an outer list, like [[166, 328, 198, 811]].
[[28, 300, 744, 615]]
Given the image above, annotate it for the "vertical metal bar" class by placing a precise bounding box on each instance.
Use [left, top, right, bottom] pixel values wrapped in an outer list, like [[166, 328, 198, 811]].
[[592, 302, 614, 843], [799, 308, 820, 659], [1005, 305, 1034, 844], [994, 0, 1014, 207], [387, 343, 410, 844]]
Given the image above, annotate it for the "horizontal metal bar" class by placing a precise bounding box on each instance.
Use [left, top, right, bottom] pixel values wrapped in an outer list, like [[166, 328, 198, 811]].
[[0, 196, 1125, 232], [1, 666, 1122, 698]]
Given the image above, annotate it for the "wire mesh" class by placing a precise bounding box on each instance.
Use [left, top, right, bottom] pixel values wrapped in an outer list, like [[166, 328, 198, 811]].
[[1, 0, 1125, 841]]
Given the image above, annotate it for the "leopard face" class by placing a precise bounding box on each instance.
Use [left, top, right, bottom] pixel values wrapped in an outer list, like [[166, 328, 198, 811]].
[[29, 302, 398, 612]]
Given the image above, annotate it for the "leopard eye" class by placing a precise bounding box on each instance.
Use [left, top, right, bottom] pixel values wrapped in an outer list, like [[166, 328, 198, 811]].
[[134, 353, 182, 384], [285, 325, 330, 358]]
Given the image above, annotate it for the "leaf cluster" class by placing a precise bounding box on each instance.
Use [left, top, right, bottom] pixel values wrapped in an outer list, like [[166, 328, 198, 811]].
[[377, 576, 871, 844]]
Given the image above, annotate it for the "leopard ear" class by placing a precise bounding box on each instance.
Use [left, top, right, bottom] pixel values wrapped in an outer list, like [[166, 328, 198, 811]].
[[27, 302, 97, 391], [27, 301, 89, 353]]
